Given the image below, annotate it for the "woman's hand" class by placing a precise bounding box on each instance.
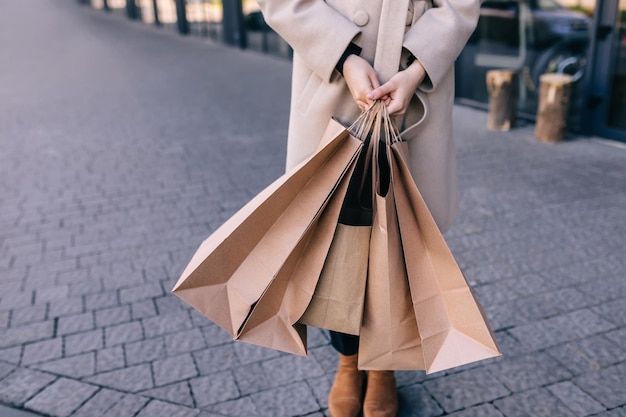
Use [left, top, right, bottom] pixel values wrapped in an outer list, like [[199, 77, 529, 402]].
[[342, 55, 382, 112], [367, 60, 426, 115]]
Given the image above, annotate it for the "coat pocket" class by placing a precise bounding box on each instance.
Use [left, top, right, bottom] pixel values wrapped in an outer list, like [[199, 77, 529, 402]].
[[296, 72, 323, 114]]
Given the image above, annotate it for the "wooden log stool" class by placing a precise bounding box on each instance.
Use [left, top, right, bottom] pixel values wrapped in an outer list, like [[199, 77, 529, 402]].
[[535, 73, 573, 143], [486, 69, 517, 131]]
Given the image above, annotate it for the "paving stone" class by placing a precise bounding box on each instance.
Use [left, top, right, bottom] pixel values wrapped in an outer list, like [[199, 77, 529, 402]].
[[101, 393, 150, 417], [125, 337, 166, 365], [592, 408, 626, 417], [10, 305, 47, 327], [491, 330, 529, 356], [604, 328, 626, 349], [249, 381, 320, 417], [233, 340, 281, 365], [64, 329, 104, 356], [546, 334, 626, 375], [131, 299, 158, 320], [233, 361, 274, 396], [482, 303, 528, 331], [306, 375, 332, 410], [0, 368, 56, 406], [140, 381, 194, 408], [135, 399, 199, 417], [95, 305, 131, 327], [0, 362, 15, 381], [397, 384, 444, 417], [547, 381, 606, 416], [578, 275, 626, 305], [472, 282, 520, 306], [0, 347, 22, 364], [0, 310, 9, 328], [512, 295, 563, 321], [307, 327, 330, 348], [24, 378, 97, 417], [0, 321, 54, 349], [95, 346, 125, 373], [101, 273, 144, 292], [209, 396, 258, 417], [201, 324, 233, 347], [536, 287, 598, 312], [593, 299, 626, 327], [194, 345, 239, 375], [70, 388, 124, 417], [493, 388, 576, 417], [485, 352, 572, 392], [506, 273, 563, 297], [155, 295, 189, 314], [574, 362, 626, 409], [119, 282, 164, 305], [189, 371, 240, 408], [395, 370, 431, 387], [34, 285, 69, 304], [57, 312, 94, 336], [0, 291, 33, 311], [165, 328, 207, 355], [87, 364, 154, 392], [309, 346, 339, 375], [189, 309, 212, 328], [104, 321, 143, 346], [261, 354, 325, 386], [423, 368, 510, 413], [509, 309, 616, 351], [84, 291, 119, 311], [34, 352, 96, 379], [143, 311, 192, 338], [68, 277, 103, 298], [445, 403, 505, 417], [153, 353, 198, 387], [48, 297, 84, 318], [21, 338, 63, 366]]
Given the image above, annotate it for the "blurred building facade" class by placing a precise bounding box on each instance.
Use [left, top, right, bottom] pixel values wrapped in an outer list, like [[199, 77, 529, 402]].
[[84, 0, 626, 142]]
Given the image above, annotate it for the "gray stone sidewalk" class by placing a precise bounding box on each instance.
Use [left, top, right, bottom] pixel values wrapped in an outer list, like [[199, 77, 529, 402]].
[[0, 1, 625, 416]]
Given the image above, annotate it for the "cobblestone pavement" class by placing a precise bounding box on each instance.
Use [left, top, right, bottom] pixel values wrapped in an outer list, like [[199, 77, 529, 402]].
[[1, 1, 625, 416]]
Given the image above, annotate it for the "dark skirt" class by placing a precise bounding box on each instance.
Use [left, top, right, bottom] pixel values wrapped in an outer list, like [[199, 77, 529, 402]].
[[330, 331, 359, 356]]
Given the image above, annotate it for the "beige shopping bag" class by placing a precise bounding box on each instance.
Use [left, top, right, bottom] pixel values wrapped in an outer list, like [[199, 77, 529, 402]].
[[357, 106, 423, 370], [298, 128, 375, 336], [390, 127, 501, 374], [172, 119, 363, 340], [236, 157, 357, 354]]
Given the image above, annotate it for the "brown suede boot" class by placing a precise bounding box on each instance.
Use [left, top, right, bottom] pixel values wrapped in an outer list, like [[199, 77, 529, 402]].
[[328, 354, 365, 417], [363, 371, 398, 417]]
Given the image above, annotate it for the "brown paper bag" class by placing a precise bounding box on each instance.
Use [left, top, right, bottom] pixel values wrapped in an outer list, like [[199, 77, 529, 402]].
[[297, 223, 370, 335], [236, 160, 357, 354], [298, 133, 374, 336], [358, 187, 425, 370], [358, 110, 424, 370], [172, 119, 363, 339], [390, 138, 501, 374]]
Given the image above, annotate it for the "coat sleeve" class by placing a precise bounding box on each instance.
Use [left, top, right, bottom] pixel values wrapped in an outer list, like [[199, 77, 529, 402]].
[[403, 0, 480, 92], [257, 0, 361, 83]]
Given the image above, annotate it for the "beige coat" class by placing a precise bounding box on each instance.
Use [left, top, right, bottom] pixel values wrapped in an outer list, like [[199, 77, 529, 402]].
[[257, 0, 480, 233]]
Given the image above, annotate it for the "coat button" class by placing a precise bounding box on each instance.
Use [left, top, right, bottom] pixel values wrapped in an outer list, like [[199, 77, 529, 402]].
[[353, 10, 369, 26]]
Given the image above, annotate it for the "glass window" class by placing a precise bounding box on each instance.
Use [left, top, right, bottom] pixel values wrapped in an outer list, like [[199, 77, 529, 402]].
[[457, 0, 593, 124], [242, 0, 292, 58]]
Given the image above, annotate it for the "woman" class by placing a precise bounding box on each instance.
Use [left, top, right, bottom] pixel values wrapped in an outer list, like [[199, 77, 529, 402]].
[[256, 0, 480, 415]]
